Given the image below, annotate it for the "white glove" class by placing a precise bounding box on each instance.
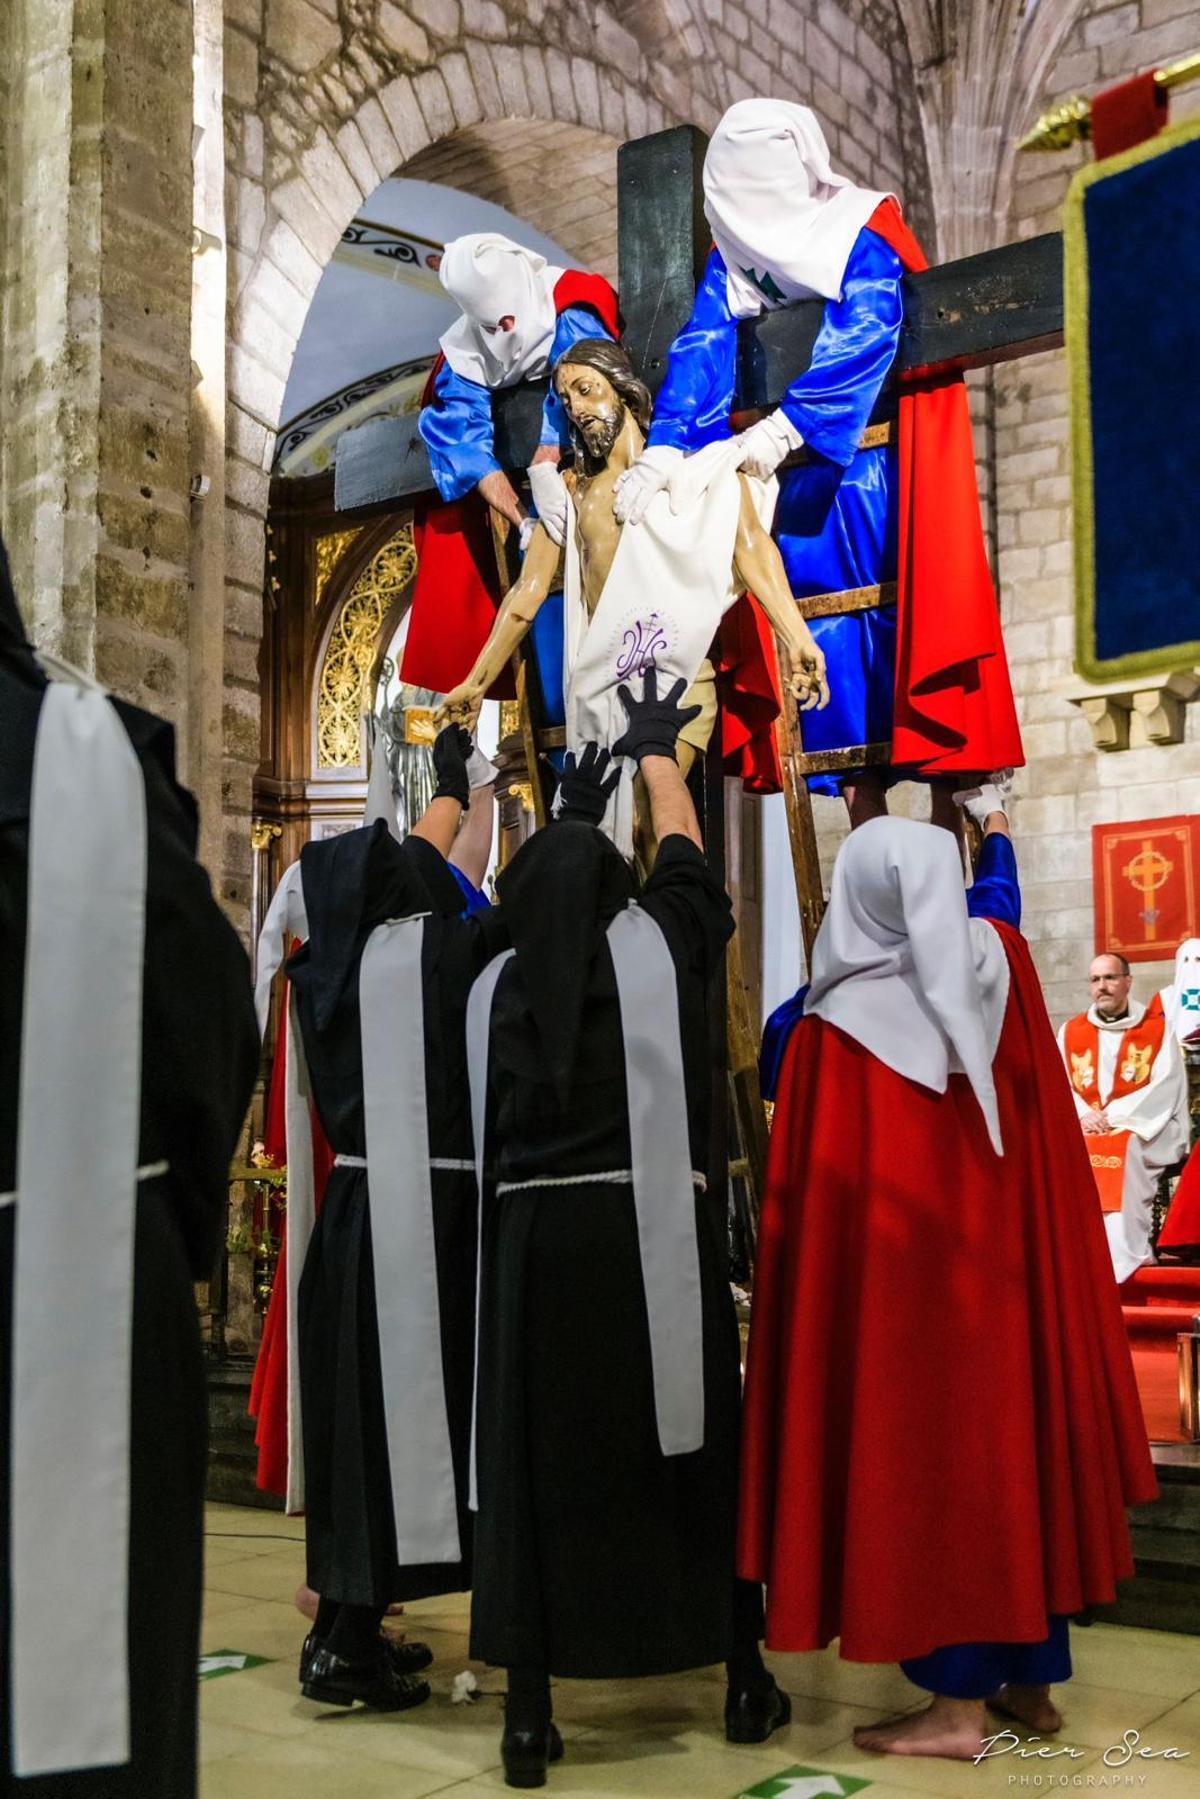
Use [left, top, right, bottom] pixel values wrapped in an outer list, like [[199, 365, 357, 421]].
[[613, 444, 684, 525], [466, 745, 500, 789], [517, 515, 537, 556], [953, 769, 1014, 826], [527, 461, 568, 546], [735, 408, 803, 481]]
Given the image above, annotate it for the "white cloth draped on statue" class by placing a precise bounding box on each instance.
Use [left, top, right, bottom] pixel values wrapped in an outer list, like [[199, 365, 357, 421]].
[[562, 452, 752, 858]]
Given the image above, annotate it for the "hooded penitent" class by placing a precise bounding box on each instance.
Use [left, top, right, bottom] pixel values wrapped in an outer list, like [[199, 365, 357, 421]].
[[438, 232, 564, 388], [702, 98, 893, 316], [1163, 937, 1200, 1042], [493, 820, 637, 1107]]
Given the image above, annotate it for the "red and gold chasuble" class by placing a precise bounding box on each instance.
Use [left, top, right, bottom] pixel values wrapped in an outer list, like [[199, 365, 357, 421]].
[[1063, 1007, 1167, 1214]]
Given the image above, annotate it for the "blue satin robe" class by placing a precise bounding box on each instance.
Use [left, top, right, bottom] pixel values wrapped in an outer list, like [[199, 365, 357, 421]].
[[418, 304, 614, 727], [648, 234, 905, 794], [450, 863, 490, 916]]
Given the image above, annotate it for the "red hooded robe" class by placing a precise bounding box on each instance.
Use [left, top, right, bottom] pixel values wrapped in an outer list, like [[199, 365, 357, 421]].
[[738, 918, 1155, 1661]]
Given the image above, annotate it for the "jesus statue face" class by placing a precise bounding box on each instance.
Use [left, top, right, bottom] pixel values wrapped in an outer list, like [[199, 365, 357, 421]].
[[554, 361, 626, 468]]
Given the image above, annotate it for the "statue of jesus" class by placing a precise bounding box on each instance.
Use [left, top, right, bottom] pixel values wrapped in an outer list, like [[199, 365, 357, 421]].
[[441, 337, 828, 853]]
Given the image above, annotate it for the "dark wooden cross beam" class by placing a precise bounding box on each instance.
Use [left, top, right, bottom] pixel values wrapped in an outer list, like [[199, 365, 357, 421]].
[[374, 124, 1066, 502]]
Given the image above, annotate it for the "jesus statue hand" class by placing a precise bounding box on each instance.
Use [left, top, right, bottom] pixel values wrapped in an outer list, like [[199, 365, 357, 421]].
[[785, 624, 829, 713], [438, 681, 486, 733]]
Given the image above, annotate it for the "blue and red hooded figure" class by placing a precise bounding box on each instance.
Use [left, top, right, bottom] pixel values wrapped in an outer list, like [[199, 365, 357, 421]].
[[615, 99, 1023, 819]]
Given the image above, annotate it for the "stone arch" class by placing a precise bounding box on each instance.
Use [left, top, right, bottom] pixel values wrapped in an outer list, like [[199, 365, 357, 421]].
[[221, 42, 676, 912], [401, 119, 622, 278], [229, 47, 671, 460]]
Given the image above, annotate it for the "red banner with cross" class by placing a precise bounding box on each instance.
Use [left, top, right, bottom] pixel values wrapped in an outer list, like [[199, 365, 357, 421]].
[[1093, 815, 1200, 963]]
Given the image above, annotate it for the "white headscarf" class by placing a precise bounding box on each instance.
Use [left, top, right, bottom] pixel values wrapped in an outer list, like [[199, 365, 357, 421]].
[[806, 817, 1010, 1156], [1163, 937, 1200, 1042], [702, 99, 893, 317], [438, 232, 563, 388]]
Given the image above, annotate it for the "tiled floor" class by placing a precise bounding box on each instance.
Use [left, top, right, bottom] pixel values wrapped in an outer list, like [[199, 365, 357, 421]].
[[201, 1503, 1200, 1799]]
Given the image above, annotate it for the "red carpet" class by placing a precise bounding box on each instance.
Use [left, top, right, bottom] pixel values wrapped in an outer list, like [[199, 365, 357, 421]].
[[1120, 1266, 1200, 1444]]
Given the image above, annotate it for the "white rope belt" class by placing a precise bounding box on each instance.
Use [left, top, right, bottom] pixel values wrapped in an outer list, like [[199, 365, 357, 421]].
[[496, 1168, 708, 1196], [0, 1159, 169, 1211], [333, 1153, 475, 1172]]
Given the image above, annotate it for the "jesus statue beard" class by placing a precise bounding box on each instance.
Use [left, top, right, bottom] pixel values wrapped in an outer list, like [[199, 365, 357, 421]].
[[572, 397, 626, 475]]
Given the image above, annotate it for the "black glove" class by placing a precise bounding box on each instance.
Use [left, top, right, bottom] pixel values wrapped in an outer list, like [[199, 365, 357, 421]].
[[555, 743, 621, 826], [611, 666, 701, 764], [431, 723, 472, 807]]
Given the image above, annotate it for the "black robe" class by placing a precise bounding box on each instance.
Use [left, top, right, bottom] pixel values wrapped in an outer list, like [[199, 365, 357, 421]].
[[290, 826, 502, 1609], [470, 833, 742, 1679], [0, 671, 259, 1796]]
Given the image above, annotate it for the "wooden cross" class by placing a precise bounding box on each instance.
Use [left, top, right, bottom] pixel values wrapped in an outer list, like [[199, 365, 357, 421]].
[[369, 126, 1067, 1245], [383, 125, 1065, 945]]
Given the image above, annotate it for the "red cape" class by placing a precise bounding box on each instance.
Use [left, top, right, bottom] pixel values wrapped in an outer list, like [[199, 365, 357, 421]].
[[1159, 1135, 1200, 1251], [867, 200, 1024, 775], [401, 271, 620, 703], [737, 919, 1155, 1661], [715, 594, 784, 790], [247, 972, 335, 1499]]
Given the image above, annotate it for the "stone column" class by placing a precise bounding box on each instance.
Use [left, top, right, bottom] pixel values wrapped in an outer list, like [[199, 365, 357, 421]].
[[0, 0, 196, 744]]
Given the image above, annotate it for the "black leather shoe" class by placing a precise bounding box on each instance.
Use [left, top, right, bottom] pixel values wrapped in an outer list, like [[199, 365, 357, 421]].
[[302, 1643, 431, 1711], [501, 1720, 564, 1788], [299, 1631, 433, 1686], [725, 1675, 791, 1744]]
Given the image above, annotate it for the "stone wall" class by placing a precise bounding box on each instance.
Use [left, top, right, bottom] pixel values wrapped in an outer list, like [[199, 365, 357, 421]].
[[0, 0, 197, 747], [997, 0, 1200, 1023]]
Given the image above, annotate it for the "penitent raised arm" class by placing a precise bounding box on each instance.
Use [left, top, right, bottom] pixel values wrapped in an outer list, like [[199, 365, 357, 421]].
[[439, 524, 562, 730]]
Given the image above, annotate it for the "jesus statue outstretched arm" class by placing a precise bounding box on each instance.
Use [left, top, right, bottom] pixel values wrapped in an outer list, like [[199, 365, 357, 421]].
[[731, 475, 829, 711], [440, 524, 562, 729]]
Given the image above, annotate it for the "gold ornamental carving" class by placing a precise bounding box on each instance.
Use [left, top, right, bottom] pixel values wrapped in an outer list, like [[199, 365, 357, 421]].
[[313, 528, 364, 605], [316, 527, 416, 769]]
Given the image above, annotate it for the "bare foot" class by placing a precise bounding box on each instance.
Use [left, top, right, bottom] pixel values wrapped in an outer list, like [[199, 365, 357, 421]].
[[294, 1584, 319, 1622], [989, 1684, 1062, 1733], [385, 1602, 406, 1617], [854, 1696, 986, 1760]]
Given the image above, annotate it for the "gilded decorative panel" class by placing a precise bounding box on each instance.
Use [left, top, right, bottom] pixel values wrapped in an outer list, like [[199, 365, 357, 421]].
[[316, 527, 416, 769], [313, 527, 363, 606]]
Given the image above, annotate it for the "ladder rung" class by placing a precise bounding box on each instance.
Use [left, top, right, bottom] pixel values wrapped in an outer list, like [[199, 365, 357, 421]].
[[791, 741, 892, 775], [796, 581, 896, 620]]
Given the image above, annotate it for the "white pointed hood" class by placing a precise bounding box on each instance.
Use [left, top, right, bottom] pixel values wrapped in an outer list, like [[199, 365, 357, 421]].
[[702, 98, 893, 316], [438, 232, 563, 388]]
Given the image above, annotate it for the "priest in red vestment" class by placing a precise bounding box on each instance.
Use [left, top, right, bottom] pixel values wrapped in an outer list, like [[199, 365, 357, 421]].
[[1057, 954, 1188, 1282], [738, 808, 1155, 1761]]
